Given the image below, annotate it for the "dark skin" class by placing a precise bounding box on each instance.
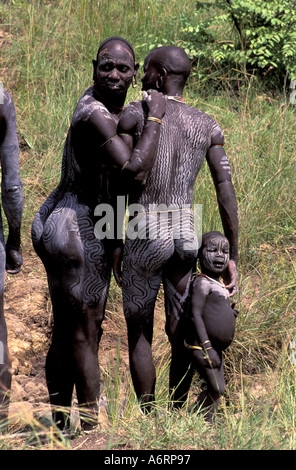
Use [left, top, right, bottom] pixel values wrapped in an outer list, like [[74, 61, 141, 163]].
[[115, 46, 239, 411], [31, 38, 166, 431], [91, 41, 166, 180], [185, 231, 238, 422], [0, 89, 23, 432], [141, 50, 239, 288]]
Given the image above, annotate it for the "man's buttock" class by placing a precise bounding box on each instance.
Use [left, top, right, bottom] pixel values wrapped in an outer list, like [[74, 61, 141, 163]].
[[124, 207, 199, 272], [42, 193, 105, 267]]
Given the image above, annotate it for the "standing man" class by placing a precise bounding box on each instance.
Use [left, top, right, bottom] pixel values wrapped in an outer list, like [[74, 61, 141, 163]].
[[117, 46, 238, 411], [32, 37, 166, 431], [0, 87, 23, 431]]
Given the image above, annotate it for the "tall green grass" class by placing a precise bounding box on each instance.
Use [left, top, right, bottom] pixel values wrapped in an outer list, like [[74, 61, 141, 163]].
[[0, 0, 295, 450]]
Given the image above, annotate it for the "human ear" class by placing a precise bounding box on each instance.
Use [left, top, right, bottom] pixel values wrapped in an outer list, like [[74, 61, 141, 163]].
[[133, 62, 139, 87], [134, 62, 140, 74], [156, 68, 167, 90]]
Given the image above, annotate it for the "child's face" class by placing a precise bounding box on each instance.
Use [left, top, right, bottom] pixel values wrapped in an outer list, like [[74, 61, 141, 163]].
[[202, 236, 229, 274]]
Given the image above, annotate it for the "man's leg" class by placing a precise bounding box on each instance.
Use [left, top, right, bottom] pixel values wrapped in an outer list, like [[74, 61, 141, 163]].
[[42, 197, 111, 430], [126, 316, 156, 411], [0, 296, 11, 432], [163, 244, 197, 407], [0, 224, 11, 432], [46, 263, 109, 431], [45, 320, 75, 431], [122, 236, 173, 411]]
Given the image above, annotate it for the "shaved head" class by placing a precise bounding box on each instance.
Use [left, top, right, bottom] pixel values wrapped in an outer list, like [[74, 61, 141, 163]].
[[146, 46, 191, 79]]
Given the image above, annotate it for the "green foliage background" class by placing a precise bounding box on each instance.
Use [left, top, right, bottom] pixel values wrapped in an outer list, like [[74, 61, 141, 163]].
[[179, 0, 296, 84]]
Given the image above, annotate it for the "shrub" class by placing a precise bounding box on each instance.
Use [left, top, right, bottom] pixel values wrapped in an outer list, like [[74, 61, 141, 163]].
[[179, 0, 296, 87]]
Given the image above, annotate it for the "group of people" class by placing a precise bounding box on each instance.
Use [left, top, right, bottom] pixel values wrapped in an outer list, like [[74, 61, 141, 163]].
[[1, 36, 239, 433]]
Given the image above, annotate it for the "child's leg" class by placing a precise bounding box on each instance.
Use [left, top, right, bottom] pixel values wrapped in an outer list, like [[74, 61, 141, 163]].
[[193, 352, 225, 423]]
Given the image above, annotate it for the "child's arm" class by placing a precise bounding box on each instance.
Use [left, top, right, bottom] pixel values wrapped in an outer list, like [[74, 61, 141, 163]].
[[191, 278, 221, 368], [191, 281, 209, 345]]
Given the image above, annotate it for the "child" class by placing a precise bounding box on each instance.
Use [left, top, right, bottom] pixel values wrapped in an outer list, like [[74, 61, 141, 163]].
[[184, 231, 239, 422]]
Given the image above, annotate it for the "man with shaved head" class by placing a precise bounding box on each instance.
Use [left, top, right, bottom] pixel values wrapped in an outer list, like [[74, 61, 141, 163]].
[[117, 45, 239, 411]]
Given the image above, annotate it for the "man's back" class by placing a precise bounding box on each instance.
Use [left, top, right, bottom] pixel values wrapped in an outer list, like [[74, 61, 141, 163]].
[[128, 99, 223, 208]]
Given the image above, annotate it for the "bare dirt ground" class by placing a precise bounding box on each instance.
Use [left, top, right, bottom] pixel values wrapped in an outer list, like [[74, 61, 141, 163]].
[[3, 241, 167, 450]]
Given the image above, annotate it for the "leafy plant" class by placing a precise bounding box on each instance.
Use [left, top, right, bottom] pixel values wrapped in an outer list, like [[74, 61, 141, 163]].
[[178, 0, 296, 86]]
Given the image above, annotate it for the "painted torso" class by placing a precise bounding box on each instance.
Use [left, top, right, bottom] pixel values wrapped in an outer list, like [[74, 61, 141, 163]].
[[58, 87, 122, 208], [127, 99, 223, 208], [192, 275, 236, 350]]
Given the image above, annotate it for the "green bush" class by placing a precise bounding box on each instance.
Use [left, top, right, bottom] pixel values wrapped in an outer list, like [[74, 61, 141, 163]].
[[179, 0, 296, 87]]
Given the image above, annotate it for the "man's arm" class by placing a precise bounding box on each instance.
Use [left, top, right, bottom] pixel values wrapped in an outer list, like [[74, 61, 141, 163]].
[[0, 94, 23, 273], [206, 133, 239, 295], [91, 90, 166, 184]]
